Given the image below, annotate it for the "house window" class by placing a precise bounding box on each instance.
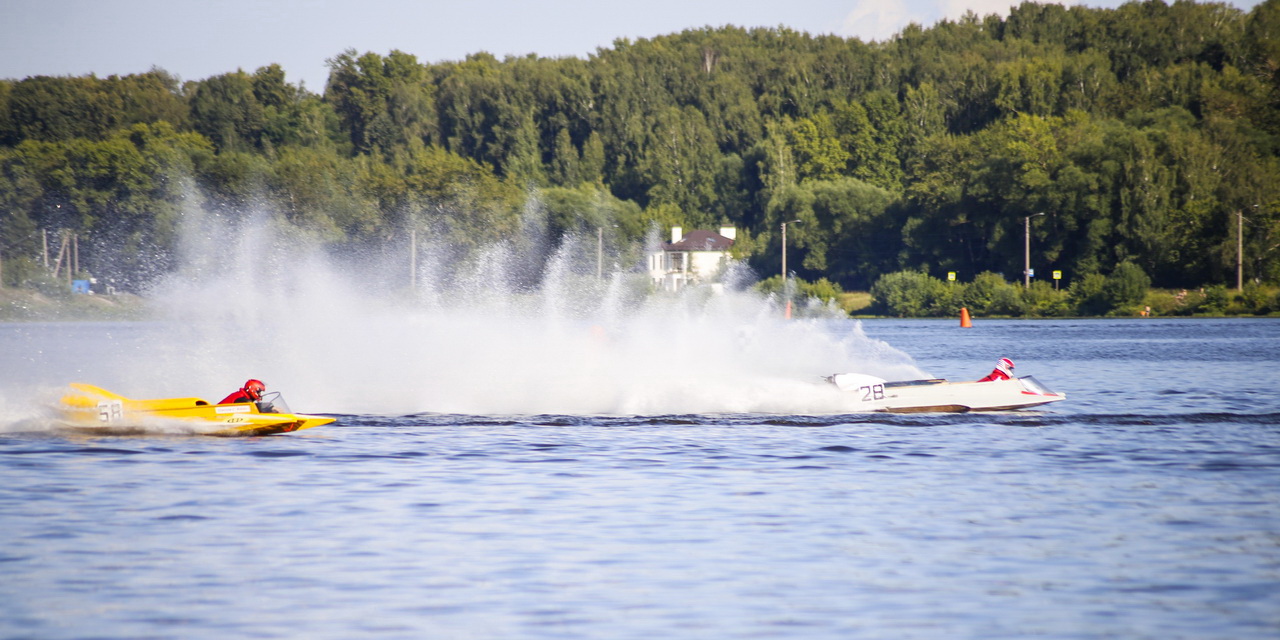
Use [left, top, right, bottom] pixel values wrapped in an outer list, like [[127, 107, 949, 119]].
[[669, 252, 685, 271]]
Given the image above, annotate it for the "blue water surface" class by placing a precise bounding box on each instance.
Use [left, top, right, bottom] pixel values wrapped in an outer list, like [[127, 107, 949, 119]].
[[1, 318, 1278, 639]]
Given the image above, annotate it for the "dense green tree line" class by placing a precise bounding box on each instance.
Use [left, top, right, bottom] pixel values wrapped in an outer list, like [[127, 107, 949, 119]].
[[1, 0, 1277, 294]]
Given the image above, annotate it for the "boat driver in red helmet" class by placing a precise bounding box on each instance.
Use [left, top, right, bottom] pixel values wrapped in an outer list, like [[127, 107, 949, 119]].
[[219, 379, 266, 404], [977, 358, 1015, 382]]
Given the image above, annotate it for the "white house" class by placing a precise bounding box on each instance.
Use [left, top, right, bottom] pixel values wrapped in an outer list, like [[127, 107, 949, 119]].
[[648, 226, 737, 291]]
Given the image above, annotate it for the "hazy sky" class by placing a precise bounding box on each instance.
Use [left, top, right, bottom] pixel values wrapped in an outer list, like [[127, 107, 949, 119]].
[[1, 0, 1268, 91]]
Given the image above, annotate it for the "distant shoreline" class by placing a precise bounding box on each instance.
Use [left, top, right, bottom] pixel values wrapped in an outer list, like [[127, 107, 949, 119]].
[[3, 286, 1272, 322]]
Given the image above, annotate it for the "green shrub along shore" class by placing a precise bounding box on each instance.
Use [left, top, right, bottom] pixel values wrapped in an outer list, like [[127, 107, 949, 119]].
[[806, 267, 1280, 318]]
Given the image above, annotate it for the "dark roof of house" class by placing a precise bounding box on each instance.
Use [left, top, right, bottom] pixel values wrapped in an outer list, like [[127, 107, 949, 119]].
[[664, 229, 735, 251]]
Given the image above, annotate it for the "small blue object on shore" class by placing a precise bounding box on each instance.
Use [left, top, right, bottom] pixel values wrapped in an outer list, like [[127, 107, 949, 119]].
[[71, 279, 90, 294]]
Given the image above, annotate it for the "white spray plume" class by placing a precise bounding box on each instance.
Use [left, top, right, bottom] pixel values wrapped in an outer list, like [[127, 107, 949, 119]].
[[51, 194, 930, 416]]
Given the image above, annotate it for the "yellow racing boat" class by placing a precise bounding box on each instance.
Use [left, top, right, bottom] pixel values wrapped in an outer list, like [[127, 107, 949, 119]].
[[58, 383, 335, 436]]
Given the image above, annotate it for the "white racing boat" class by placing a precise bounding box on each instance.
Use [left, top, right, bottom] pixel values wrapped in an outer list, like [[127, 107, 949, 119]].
[[826, 372, 1066, 413]]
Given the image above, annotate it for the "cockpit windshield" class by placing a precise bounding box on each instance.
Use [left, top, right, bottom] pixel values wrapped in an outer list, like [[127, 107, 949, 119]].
[[256, 391, 291, 414], [1019, 376, 1057, 396]]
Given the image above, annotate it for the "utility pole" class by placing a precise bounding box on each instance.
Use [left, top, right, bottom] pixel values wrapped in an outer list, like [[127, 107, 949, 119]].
[[1024, 212, 1045, 288], [51, 231, 69, 279], [781, 219, 800, 281], [1237, 208, 1244, 291], [781, 219, 800, 318], [597, 226, 603, 279]]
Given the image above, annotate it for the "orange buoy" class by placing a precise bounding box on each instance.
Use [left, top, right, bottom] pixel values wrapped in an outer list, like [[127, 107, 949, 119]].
[[960, 307, 972, 328]]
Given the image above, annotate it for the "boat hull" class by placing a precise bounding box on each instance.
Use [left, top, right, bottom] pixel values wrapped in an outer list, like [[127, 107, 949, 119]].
[[829, 375, 1066, 413]]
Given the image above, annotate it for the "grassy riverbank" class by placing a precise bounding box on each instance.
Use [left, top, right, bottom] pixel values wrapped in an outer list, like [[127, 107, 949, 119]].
[[0, 288, 151, 321]]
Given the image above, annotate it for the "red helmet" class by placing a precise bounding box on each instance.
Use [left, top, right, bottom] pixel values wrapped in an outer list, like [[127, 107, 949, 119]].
[[996, 358, 1015, 376], [243, 379, 266, 401]]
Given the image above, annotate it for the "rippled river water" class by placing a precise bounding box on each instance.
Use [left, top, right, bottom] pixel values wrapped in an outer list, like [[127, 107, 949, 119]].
[[2, 318, 1278, 639]]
